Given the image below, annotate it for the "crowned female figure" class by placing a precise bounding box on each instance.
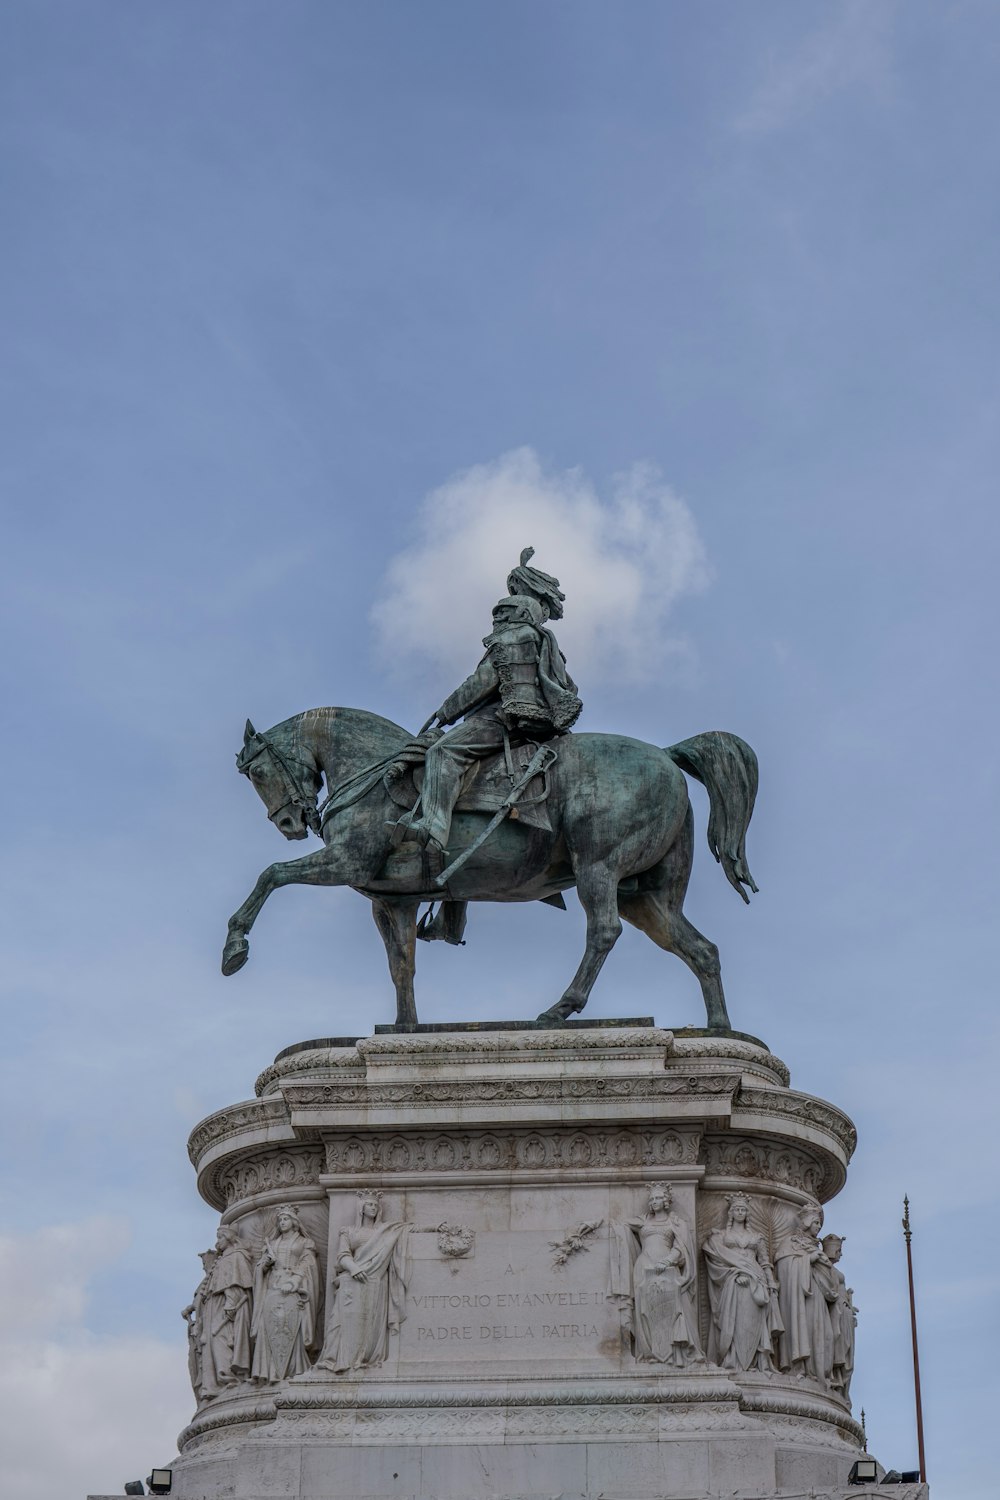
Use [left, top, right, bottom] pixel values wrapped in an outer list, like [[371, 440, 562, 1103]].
[[702, 1193, 782, 1372], [610, 1184, 704, 1367], [251, 1205, 321, 1382], [319, 1191, 411, 1374]]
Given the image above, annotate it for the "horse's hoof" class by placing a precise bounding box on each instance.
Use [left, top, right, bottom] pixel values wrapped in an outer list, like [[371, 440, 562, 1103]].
[[536, 998, 582, 1025], [222, 938, 249, 976]]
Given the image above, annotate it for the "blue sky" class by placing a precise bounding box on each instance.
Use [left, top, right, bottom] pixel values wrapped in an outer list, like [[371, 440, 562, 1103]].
[[2, 3, 998, 1494]]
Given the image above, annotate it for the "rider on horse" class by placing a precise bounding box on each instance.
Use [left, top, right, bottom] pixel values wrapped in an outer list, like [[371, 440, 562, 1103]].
[[400, 549, 582, 856]]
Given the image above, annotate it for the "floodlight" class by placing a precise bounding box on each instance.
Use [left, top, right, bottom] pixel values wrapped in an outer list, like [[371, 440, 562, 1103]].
[[848, 1457, 879, 1484], [147, 1471, 172, 1496], [124, 1486, 144, 1497]]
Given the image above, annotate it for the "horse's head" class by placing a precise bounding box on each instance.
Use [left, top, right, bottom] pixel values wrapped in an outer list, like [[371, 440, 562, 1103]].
[[236, 719, 322, 840]]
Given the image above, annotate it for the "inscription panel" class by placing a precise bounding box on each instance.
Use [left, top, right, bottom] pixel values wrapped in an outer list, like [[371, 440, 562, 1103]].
[[396, 1230, 619, 1368]]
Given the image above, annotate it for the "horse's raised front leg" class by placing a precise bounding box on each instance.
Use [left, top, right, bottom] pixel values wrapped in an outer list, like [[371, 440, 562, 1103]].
[[371, 897, 421, 1027], [222, 846, 345, 976], [538, 862, 622, 1023]]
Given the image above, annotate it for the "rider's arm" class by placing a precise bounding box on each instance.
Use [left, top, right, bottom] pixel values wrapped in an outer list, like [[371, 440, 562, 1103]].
[[437, 657, 499, 725]]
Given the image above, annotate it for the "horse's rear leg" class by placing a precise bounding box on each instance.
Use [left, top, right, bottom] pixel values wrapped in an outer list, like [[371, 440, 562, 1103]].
[[538, 863, 622, 1023], [618, 809, 731, 1030], [371, 897, 420, 1027]]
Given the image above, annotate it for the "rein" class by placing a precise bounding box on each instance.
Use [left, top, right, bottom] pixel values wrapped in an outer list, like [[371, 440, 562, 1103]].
[[241, 732, 323, 837]]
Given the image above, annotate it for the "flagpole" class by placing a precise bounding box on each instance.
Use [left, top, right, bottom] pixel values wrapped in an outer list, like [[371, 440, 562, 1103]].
[[902, 1195, 927, 1484]]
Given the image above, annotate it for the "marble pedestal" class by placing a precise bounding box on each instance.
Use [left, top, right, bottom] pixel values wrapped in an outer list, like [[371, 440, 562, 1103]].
[[170, 1021, 873, 1500]]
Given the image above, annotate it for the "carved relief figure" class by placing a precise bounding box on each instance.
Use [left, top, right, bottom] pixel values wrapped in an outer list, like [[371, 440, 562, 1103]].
[[773, 1202, 839, 1382], [821, 1233, 857, 1399], [181, 1249, 215, 1402], [199, 1226, 254, 1398], [702, 1193, 782, 1372], [251, 1205, 321, 1383], [320, 1191, 411, 1374], [610, 1184, 704, 1366]]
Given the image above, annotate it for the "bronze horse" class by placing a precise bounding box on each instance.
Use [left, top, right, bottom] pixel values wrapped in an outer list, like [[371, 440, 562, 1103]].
[[222, 707, 758, 1028]]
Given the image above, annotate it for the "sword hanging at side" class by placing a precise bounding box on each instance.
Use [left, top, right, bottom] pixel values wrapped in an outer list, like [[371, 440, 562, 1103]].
[[435, 742, 558, 887]]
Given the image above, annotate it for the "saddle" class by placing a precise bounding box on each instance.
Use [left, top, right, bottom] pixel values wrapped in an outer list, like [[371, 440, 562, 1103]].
[[383, 736, 554, 832]]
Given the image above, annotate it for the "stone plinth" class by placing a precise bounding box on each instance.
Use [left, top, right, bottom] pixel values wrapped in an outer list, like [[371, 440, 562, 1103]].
[[170, 1023, 872, 1500]]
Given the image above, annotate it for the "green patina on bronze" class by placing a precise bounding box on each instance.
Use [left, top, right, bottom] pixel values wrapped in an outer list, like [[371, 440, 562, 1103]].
[[223, 550, 758, 1030]]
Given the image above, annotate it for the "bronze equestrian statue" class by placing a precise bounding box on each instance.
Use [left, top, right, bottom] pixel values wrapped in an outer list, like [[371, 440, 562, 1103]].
[[223, 549, 758, 1029]]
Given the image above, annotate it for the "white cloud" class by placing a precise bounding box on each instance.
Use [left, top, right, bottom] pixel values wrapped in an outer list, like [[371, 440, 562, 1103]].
[[736, 1, 895, 136], [0, 1220, 190, 1499], [371, 448, 710, 688]]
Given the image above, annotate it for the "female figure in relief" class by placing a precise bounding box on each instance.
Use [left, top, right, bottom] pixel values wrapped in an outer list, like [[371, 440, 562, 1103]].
[[702, 1193, 782, 1372], [199, 1225, 254, 1398], [320, 1191, 411, 1373], [251, 1205, 321, 1382], [610, 1184, 703, 1367]]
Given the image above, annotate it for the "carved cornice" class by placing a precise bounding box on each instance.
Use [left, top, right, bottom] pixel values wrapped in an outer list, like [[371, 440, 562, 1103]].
[[256, 1047, 364, 1098], [735, 1087, 857, 1162], [187, 1097, 290, 1168], [284, 1073, 739, 1110], [358, 1027, 675, 1059], [670, 1037, 790, 1088]]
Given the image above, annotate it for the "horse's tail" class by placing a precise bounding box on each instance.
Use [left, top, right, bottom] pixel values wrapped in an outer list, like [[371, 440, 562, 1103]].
[[665, 732, 759, 903]]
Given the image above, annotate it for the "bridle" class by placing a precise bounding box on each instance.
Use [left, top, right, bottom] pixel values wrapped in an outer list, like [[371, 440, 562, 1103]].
[[240, 731, 322, 837]]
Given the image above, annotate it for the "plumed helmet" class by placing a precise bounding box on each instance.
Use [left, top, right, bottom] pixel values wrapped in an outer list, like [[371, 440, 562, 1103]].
[[506, 547, 566, 620], [492, 593, 546, 627]]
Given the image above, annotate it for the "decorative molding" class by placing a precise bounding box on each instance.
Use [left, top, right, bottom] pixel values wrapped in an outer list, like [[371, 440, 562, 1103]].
[[188, 1098, 289, 1167], [177, 1396, 277, 1450], [738, 1385, 864, 1443], [700, 1136, 831, 1198], [218, 1148, 325, 1208], [670, 1038, 791, 1087], [275, 1379, 741, 1411], [735, 1088, 857, 1160], [287, 1073, 739, 1110], [357, 1028, 675, 1059], [256, 1048, 364, 1098], [324, 1127, 702, 1176]]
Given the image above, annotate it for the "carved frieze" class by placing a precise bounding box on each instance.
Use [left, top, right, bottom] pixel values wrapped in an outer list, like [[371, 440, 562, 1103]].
[[700, 1135, 830, 1197], [219, 1148, 325, 1207], [324, 1127, 701, 1176]]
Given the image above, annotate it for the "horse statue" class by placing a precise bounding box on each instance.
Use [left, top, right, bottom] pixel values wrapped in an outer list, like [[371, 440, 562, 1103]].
[[222, 706, 758, 1030]]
